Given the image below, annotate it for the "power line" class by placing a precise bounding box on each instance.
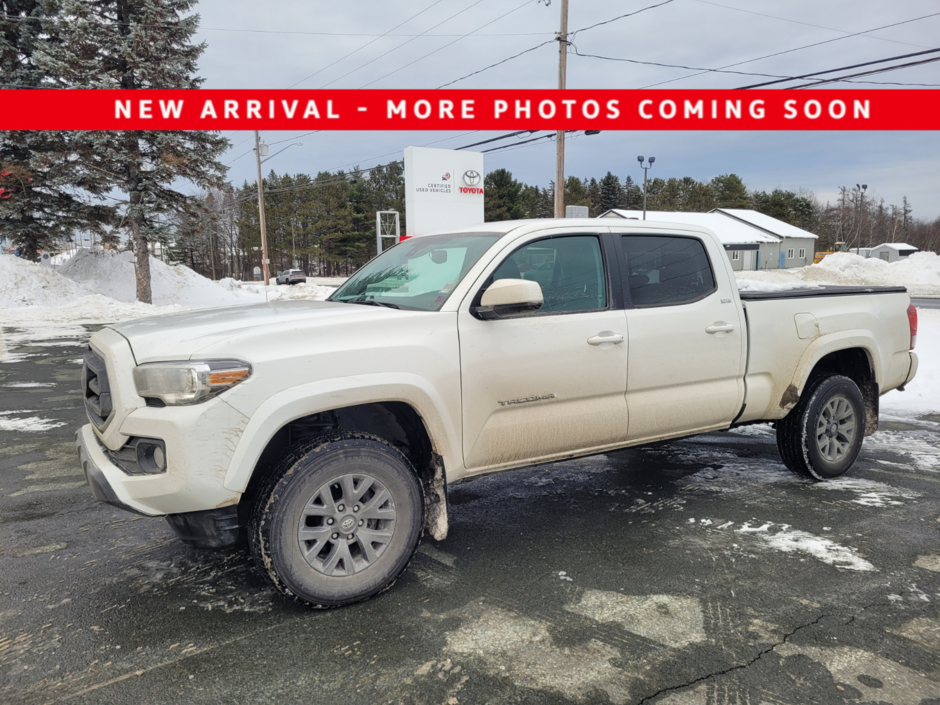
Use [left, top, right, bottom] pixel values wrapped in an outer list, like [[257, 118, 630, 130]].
[[570, 47, 792, 81], [361, 0, 538, 88], [482, 132, 557, 153], [737, 47, 940, 88], [570, 45, 940, 88], [0, 11, 554, 36], [640, 11, 940, 89], [456, 131, 540, 150], [326, 131, 481, 171], [786, 55, 940, 89], [287, 0, 447, 89], [689, 0, 931, 50], [316, 1, 487, 89], [438, 39, 555, 88], [569, 0, 676, 37]]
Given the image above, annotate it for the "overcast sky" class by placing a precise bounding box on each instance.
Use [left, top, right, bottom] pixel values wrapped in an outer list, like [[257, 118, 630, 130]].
[[192, 0, 940, 218]]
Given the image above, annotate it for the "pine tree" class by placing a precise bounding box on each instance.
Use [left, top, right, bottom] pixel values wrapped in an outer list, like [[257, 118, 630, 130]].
[[34, 0, 228, 302], [484, 169, 524, 221], [586, 178, 601, 216], [620, 175, 643, 210], [598, 172, 621, 213], [0, 1, 113, 260]]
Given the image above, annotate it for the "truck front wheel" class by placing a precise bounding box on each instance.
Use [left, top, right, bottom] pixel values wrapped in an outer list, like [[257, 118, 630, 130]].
[[776, 374, 865, 481], [249, 433, 423, 607]]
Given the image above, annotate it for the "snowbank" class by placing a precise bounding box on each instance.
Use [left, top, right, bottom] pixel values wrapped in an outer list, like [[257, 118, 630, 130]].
[[737, 280, 823, 293], [880, 308, 940, 416], [58, 250, 261, 307], [0, 255, 92, 307], [2, 252, 339, 324], [735, 251, 940, 297]]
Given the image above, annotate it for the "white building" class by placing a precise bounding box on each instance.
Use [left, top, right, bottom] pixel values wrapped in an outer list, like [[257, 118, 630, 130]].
[[710, 209, 818, 270], [868, 243, 918, 262], [599, 209, 816, 271]]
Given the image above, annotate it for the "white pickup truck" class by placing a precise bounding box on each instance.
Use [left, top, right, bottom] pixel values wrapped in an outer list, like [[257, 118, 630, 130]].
[[76, 218, 919, 607]]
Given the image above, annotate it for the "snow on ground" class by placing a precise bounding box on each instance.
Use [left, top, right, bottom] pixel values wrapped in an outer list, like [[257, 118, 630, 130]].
[[1, 252, 339, 324], [880, 308, 940, 416], [0, 254, 94, 307], [735, 251, 940, 297], [58, 250, 262, 307]]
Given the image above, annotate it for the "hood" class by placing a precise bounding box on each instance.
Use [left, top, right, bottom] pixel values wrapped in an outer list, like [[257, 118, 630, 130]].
[[108, 299, 399, 363]]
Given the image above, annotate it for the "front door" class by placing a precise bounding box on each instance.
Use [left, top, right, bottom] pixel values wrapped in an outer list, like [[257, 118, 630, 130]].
[[458, 233, 629, 471], [617, 232, 746, 442]]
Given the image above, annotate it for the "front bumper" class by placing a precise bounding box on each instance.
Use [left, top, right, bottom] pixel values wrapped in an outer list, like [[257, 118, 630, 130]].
[[76, 425, 243, 547], [76, 428, 150, 516]]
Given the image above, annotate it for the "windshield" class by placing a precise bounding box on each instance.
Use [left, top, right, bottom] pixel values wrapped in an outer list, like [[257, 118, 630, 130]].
[[330, 232, 503, 311]]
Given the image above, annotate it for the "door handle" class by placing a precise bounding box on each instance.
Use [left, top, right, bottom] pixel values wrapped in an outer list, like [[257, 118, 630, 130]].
[[705, 323, 735, 334], [587, 333, 624, 346]]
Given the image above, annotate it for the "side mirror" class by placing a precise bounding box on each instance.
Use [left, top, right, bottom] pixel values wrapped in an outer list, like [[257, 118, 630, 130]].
[[471, 279, 543, 320]]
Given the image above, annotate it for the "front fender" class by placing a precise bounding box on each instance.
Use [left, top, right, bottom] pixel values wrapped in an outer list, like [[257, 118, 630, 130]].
[[222, 373, 461, 492]]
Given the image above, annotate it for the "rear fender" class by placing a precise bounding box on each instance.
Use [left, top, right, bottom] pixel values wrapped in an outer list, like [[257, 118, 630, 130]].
[[786, 331, 881, 411]]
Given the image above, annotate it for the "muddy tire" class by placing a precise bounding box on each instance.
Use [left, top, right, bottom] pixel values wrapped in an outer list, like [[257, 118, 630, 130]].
[[249, 433, 423, 607], [776, 375, 865, 481]]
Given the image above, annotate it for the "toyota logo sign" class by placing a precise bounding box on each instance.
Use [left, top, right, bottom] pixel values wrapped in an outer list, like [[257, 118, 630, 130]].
[[462, 170, 481, 187]]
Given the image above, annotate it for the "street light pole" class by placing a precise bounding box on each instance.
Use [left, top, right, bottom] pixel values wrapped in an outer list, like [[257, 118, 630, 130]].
[[855, 183, 867, 254], [637, 156, 655, 220], [553, 0, 569, 218], [254, 130, 271, 301]]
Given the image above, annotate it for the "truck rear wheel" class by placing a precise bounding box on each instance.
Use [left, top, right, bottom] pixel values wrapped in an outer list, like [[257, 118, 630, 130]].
[[776, 374, 865, 481], [249, 433, 423, 607]]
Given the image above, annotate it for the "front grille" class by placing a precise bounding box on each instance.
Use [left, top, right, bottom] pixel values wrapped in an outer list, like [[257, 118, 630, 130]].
[[82, 348, 113, 429]]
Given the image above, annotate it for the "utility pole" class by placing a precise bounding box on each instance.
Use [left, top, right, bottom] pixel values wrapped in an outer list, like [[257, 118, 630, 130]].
[[254, 130, 270, 301], [553, 0, 569, 218]]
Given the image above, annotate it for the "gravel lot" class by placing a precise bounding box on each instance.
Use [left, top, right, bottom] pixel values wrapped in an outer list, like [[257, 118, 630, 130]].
[[2, 324, 938, 705]]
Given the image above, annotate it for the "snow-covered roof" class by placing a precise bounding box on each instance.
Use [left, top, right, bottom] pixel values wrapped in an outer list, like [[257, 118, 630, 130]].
[[871, 243, 918, 251], [713, 209, 818, 241], [600, 210, 780, 245]]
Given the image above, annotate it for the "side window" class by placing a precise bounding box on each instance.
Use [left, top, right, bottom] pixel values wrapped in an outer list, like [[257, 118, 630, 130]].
[[621, 235, 716, 307], [488, 235, 607, 313]]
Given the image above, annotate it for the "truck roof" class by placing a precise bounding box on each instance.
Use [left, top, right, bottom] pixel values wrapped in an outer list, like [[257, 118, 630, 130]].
[[424, 216, 759, 247]]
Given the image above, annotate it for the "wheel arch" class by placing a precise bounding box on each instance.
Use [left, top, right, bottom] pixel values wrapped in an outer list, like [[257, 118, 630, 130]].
[[792, 337, 880, 436], [225, 378, 458, 541], [238, 400, 448, 541]]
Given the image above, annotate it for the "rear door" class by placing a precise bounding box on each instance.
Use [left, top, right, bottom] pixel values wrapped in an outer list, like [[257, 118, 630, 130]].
[[615, 230, 746, 442], [457, 231, 629, 471]]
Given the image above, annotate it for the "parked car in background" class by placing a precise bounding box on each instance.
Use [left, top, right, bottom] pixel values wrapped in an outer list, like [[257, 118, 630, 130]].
[[276, 269, 306, 285]]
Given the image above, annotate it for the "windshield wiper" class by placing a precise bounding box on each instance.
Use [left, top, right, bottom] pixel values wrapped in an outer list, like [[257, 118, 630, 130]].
[[345, 299, 401, 309]]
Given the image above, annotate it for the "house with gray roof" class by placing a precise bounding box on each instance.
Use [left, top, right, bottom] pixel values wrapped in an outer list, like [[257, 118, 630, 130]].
[[600, 209, 785, 271], [711, 208, 818, 269]]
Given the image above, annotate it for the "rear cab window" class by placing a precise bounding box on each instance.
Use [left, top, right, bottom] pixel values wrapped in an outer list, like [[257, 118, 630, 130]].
[[620, 235, 716, 307]]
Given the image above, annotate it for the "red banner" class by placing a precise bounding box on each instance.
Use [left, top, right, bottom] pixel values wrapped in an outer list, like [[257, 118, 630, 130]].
[[1, 89, 937, 130]]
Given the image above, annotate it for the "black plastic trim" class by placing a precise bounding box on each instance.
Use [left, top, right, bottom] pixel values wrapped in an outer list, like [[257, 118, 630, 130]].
[[739, 285, 907, 301], [165, 506, 242, 549]]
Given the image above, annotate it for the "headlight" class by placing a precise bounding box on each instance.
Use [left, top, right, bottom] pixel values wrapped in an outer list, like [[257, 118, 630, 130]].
[[133, 360, 252, 406]]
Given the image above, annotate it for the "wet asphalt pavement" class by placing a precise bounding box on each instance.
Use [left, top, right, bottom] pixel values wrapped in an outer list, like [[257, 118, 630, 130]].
[[1, 324, 939, 705]]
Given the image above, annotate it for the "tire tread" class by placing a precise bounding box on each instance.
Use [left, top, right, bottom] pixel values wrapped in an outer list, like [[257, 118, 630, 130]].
[[247, 431, 423, 608]]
